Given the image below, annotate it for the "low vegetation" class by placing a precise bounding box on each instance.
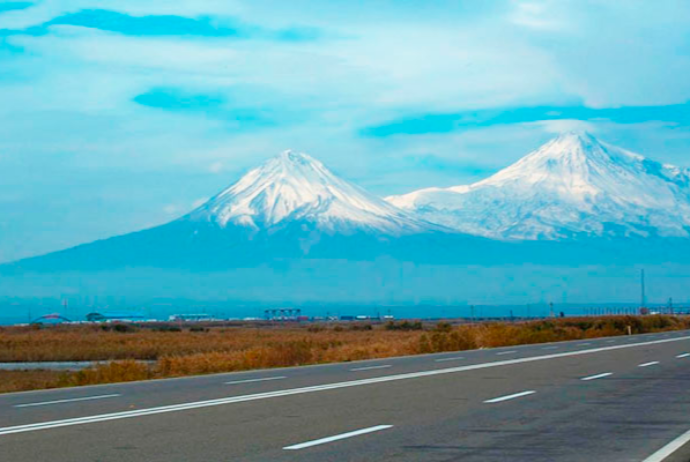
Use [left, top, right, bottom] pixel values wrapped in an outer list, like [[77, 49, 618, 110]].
[[1, 315, 687, 394]]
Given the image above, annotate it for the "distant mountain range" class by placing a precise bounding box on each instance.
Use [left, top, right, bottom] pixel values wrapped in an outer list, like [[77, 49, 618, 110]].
[[3, 132, 690, 272], [3, 132, 690, 308], [5, 133, 690, 271]]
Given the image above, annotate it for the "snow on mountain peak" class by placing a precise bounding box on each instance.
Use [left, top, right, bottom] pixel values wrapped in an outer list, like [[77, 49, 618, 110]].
[[186, 150, 433, 235], [470, 131, 629, 199], [388, 133, 690, 240]]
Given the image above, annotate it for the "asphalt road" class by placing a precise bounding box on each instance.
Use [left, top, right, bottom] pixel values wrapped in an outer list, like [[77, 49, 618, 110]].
[[2, 330, 690, 461]]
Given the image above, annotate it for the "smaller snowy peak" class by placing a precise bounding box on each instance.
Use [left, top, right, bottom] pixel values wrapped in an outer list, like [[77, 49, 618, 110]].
[[469, 132, 687, 204], [480, 132, 633, 183], [388, 132, 690, 240], [186, 150, 434, 235]]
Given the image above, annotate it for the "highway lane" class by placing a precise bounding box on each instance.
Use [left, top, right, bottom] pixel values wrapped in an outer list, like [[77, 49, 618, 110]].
[[1, 330, 690, 461]]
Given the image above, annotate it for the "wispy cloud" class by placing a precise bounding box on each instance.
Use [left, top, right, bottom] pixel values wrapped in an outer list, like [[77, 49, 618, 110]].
[[362, 102, 690, 137], [509, 0, 568, 31], [0, 2, 33, 15], [2, 8, 322, 41], [45, 10, 246, 37], [133, 87, 277, 130], [398, 154, 496, 176], [134, 87, 225, 111]]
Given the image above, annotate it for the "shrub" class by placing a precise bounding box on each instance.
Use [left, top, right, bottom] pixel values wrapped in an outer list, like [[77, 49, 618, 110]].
[[152, 325, 182, 332], [349, 323, 373, 331], [68, 360, 152, 386], [385, 321, 423, 331]]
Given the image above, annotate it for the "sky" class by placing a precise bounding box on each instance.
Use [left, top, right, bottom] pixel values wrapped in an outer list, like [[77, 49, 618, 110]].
[[0, 0, 689, 263]]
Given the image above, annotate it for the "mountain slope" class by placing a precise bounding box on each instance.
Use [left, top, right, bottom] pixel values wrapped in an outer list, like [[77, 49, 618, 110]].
[[387, 133, 690, 240], [4, 150, 451, 272], [186, 150, 434, 236]]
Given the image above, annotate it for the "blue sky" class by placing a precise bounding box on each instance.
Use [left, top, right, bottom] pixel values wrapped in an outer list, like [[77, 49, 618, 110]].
[[0, 0, 689, 262]]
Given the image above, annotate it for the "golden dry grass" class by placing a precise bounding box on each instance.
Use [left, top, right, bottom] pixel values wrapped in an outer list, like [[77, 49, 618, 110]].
[[1, 315, 687, 394], [0, 370, 69, 394]]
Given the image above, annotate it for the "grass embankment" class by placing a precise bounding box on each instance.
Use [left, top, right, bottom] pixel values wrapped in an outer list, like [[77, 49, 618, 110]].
[[0, 315, 687, 394]]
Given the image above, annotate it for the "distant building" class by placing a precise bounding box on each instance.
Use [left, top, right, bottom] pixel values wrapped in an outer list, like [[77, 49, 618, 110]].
[[264, 308, 302, 321], [85, 312, 145, 322], [168, 314, 212, 322]]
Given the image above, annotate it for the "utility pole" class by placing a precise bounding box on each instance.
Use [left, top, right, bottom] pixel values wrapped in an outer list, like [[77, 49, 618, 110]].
[[549, 302, 554, 318]]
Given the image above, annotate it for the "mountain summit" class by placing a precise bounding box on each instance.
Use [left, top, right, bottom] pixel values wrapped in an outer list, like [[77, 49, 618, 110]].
[[388, 132, 690, 240], [186, 150, 433, 235]]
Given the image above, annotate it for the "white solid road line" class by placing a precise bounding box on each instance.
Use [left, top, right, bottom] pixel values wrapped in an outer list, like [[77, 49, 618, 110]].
[[676, 353, 690, 358], [2, 335, 689, 437], [643, 427, 690, 462], [14, 394, 121, 408], [496, 350, 517, 356], [484, 390, 536, 403], [580, 372, 613, 381], [542, 346, 558, 350], [435, 356, 465, 362], [283, 425, 393, 450], [580, 343, 592, 346], [225, 376, 287, 385], [639, 361, 661, 368], [350, 365, 392, 372]]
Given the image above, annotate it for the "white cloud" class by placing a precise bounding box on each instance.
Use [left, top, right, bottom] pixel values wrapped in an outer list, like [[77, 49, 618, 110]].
[[192, 197, 209, 208], [509, 0, 569, 31], [533, 119, 597, 134], [162, 204, 178, 214], [208, 161, 224, 173]]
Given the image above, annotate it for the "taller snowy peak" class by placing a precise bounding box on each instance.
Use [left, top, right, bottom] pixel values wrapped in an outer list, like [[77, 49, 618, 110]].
[[388, 133, 690, 240], [187, 150, 434, 235]]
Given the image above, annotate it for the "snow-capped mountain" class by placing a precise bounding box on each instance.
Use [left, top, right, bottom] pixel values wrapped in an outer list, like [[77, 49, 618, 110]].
[[5, 150, 452, 273], [5, 139, 690, 305], [387, 132, 690, 240], [186, 150, 434, 236]]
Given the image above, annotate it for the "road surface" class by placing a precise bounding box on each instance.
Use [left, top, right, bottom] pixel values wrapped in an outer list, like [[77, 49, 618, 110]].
[[2, 330, 690, 461]]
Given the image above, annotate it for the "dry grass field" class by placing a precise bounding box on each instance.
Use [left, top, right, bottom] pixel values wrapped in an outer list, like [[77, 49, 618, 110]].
[[1, 315, 687, 394]]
